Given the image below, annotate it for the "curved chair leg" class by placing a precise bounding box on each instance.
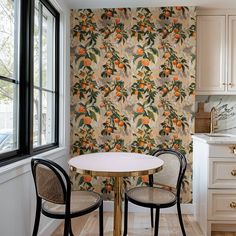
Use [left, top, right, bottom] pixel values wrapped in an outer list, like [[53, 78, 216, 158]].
[[64, 216, 70, 236], [123, 193, 128, 236], [32, 197, 42, 236], [177, 200, 186, 236], [69, 219, 74, 236], [99, 202, 104, 236], [154, 208, 160, 236]]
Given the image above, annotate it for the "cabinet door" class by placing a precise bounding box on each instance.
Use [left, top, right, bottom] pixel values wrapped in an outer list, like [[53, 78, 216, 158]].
[[197, 16, 226, 94], [228, 16, 236, 93]]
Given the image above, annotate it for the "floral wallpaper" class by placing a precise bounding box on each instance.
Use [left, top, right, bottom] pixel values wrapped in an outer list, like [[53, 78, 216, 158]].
[[70, 7, 196, 203]]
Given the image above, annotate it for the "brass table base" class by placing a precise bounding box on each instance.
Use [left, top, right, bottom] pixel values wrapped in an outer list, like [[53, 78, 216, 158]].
[[114, 177, 122, 236]]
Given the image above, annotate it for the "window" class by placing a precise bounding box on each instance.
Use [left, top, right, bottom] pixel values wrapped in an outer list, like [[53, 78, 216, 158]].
[[0, 0, 59, 165]]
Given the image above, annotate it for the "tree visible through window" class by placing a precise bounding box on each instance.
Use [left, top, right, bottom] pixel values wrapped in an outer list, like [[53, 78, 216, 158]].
[[0, 0, 59, 163]]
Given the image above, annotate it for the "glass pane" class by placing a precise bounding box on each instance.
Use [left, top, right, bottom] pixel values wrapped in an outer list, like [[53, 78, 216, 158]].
[[42, 5, 55, 90], [33, 90, 55, 147], [34, 0, 55, 91], [0, 80, 18, 153], [0, 0, 14, 78]]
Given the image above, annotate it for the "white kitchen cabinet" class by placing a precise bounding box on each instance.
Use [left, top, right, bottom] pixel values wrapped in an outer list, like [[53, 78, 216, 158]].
[[196, 14, 236, 95], [192, 134, 236, 235]]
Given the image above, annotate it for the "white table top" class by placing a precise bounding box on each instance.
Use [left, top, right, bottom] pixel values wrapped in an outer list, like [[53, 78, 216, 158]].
[[69, 152, 164, 177]]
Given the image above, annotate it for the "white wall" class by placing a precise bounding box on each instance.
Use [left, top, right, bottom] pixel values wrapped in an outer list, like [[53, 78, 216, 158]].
[[0, 0, 70, 235]]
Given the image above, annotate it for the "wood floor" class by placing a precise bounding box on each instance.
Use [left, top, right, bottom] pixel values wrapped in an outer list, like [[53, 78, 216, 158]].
[[52, 212, 236, 236]]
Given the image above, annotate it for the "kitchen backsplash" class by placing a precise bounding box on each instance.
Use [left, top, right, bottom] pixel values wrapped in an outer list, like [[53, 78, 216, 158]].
[[196, 95, 236, 134]]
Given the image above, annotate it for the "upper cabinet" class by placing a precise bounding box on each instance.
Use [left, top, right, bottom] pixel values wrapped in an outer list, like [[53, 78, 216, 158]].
[[197, 12, 236, 95]]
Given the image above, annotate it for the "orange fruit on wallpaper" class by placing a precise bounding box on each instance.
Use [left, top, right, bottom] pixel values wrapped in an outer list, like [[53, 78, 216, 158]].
[[90, 84, 95, 89], [176, 120, 182, 127], [139, 25, 145, 31], [89, 26, 94, 31], [116, 86, 121, 91], [139, 83, 145, 89], [172, 117, 177, 124], [173, 143, 179, 149], [142, 116, 150, 125], [173, 76, 178, 81], [164, 111, 170, 117], [83, 116, 92, 125], [137, 106, 144, 113], [164, 11, 170, 18], [174, 86, 179, 92], [82, 141, 87, 148], [147, 84, 152, 90], [162, 87, 168, 94], [118, 63, 124, 69], [78, 48, 86, 55], [114, 60, 119, 65], [115, 18, 120, 24], [81, 83, 87, 89], [116, 33, 122, 39], [177, 63, 182, 69], [104, 87, 110, 93], [106, 69, 113, 75], [81, 25, 87, 31], [164, 127, 170, 134], [78, 106, 86, 113], [174, 91, 180, 97], [83, 58, 92, 67], [114, 118, 120, 123], [139, 141, 145, 147], [173, 28, 179, 34], [164, 52, 170, 59], [83, 175, 92, 182], [104, 145, 110, 151], [141, 175, 148, 182], [147, 26, 152, 32], [106, 111, 112, 116], [147, 143, 153, 148], [116, 91, 122, 97], [116, 28, 121, 33], [164, 69, 170, 76], [115, 144, 121, 150], [175, 34, 181, 40], [106, 11, 113, 17], [115, 76, 120, 81], [141, 58, 150, 67], [134, 90, 138, 95], [107, 127, 113, 133], [118, 121, 124, 127], [172, 60, 177, 66], [136, 48, 144, 55], [176, 6, 182, 10]]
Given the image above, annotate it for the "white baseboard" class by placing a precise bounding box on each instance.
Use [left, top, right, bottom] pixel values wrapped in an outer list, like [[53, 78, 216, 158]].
[[104, 200, 193, 214]]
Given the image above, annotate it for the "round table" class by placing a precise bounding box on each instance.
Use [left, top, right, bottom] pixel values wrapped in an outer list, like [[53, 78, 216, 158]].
[[69, 152, 164, 236]]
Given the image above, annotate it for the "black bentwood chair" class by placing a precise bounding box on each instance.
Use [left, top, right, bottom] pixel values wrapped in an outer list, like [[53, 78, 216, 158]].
[[123, 148, 187, 236], [31, 157, 103, 236]]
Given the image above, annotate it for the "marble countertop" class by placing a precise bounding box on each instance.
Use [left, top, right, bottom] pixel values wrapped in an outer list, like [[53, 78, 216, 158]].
[[192, 133, 236, 144]]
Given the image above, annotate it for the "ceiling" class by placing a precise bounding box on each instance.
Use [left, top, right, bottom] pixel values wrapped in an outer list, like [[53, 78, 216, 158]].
[[66, 0, 236, 9]]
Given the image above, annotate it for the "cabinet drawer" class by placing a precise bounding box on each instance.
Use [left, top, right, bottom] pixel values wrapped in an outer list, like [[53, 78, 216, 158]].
[[209, 158, 236, 188], [209, 144, 236, 158], [208, 189, 236, 220]]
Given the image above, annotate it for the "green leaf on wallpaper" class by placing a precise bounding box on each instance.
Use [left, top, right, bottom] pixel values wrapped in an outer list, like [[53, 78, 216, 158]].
[[79, 119, 84, 127], [136, 118, 142, 127], [92, 106, 100, 113], [147, 52, 155, 63], [89, 110, 97, 121], [92, 47, 100, 56], [137, 60, 142, 69], [136, 177, 142, 185], [79, 61, 84, 69], [90, 53, 97, 63], [150, 105, 158, 113], [147, 111, 155, 121], [149, 47, 158, 55]]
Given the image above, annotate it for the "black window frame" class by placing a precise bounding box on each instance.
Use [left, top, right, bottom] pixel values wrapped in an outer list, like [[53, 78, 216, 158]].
[[0, 0, 60, 166]]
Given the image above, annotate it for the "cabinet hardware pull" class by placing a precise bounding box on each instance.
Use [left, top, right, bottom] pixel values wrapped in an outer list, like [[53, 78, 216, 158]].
[[222, 83, 227, 85], [231, 170, 236, 176], [229, 83, 233, 87], [229, 146, 236, 155], [230, 202, 236, 209]]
